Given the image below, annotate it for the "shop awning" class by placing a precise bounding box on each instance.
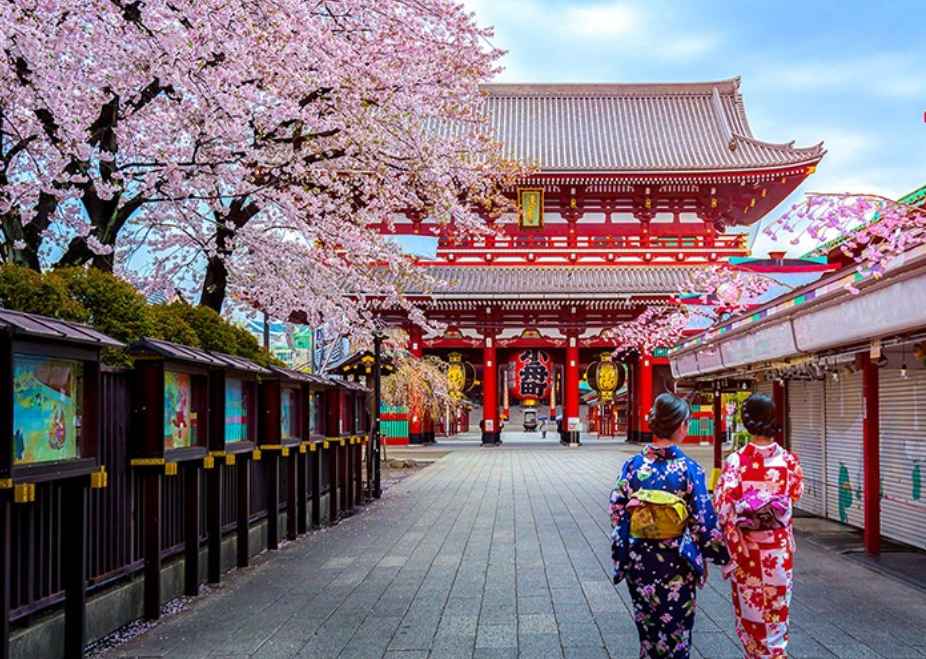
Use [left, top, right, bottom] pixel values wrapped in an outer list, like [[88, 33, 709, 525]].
[[670, 244, 926, 379]]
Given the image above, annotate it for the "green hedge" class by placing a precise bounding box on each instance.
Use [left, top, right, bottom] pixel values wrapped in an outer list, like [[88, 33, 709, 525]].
[[0, 264, 281, 367]]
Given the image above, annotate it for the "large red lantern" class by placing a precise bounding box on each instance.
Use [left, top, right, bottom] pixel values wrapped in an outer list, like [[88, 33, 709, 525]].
[[507, 349, 552, 406]]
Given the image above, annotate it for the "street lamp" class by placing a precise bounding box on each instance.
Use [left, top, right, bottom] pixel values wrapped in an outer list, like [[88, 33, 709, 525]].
[[372, 330, 383, 498]]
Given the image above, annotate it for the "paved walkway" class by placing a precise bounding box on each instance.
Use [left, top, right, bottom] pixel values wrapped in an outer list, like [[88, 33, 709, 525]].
[[104, 440, 926, 659]]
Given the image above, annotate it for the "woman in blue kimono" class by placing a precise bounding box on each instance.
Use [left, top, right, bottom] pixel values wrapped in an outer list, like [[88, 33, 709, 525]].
[[609, 393, 729, 659]]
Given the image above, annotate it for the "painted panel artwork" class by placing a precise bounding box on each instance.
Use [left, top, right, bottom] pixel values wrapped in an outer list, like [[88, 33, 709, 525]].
[[164, 371, 196, 449], [13, 354, 83, 465], [225, 378, 248, 443], [281, 388, 299, 440]]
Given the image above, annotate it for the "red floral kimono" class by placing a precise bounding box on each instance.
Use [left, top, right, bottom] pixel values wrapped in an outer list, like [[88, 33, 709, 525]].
[[713, 442, 803, 659]]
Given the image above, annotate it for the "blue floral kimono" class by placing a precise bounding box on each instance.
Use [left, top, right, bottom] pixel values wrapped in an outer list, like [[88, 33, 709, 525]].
[[609, 444, 729, 659]]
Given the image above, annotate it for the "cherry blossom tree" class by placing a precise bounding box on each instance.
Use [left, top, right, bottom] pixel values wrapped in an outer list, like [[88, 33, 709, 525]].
[[765, 193, 926, 291], [682, 265, 779, 311], [1, 0, 526, 334], [381, 353, 461, 424]]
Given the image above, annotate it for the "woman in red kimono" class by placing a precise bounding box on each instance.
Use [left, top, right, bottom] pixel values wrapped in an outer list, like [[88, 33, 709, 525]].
[[713, 393, 803, 659]]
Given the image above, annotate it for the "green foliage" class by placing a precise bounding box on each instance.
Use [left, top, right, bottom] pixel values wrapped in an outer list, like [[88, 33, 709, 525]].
[[0, 264, 282, 367], [0, 265, 88, 321], [147, 303, 201, 347], [53, 267, 151, 345]]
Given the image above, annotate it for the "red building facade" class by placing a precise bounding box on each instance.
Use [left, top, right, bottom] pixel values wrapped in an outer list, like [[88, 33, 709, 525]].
[[379, 79, 824, 445]]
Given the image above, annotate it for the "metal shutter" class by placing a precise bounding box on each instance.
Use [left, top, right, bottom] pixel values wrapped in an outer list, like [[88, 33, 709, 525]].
[[824, 372, 865, 528], [788, 380, 826, 516], [879, 369, 926, 549]]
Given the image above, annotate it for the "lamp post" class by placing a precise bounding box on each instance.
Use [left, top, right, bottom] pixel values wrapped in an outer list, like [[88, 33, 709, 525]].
[[372, 331, 383, 498]]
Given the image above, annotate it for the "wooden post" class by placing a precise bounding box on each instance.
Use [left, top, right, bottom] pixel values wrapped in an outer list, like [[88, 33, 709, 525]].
[[236, 458, 250, 568], [310, 446, 321, 528], [354, 439, 363, 505], [286, 452, 298, 541], [183, 464, 200, 596], [144, 471, 162, 620], [328, 442, 339, 525], [0, 492, 8, 659], [266, 452, 280, 551], [325, 387, 342, 523], [862, 357, 881, 556], [296, 450, 308, 536], [207, 464, 222, 583], [62, 478, 88, 659], [343, 441, 353, 514]]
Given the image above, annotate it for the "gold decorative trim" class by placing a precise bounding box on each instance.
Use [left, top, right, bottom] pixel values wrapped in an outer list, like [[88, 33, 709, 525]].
[[252, 449, 262, 461], [299, 444, 307, 454], [13, 483, 35, 504], [131, 458, 166, 467], [323, 441, 330, 450], [282, 448, 290, 457], [203, 456, 215, 470], [90, 469, 108, 489], [0, 479, 13, 489], [165, 463, 178, 477], [225, 454, 237, 466], [209, 451, 227, 458]]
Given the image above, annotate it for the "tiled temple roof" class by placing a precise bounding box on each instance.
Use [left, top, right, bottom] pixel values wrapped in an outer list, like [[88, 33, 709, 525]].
[[423, 266, 698, 298], [481, 78, 824, 173]]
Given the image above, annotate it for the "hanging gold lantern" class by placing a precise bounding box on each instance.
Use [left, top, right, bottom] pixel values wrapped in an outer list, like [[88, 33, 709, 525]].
[[447, 352, 476, 396], [585, 352, 625, 402]]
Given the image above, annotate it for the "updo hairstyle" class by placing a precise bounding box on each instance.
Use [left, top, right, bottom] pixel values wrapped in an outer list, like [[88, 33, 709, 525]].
[[741, 392, 781, 437], [647, 393, 691, 439]]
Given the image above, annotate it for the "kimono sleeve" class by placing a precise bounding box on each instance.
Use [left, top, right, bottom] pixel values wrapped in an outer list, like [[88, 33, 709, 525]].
[[685, 460, 729, 567], [713, 453, 749, 576], [785, 450, 804, 503], [608, 459, 634, 584]]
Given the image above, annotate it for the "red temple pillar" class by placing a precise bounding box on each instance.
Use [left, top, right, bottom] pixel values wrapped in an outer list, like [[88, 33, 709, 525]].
[[711, 385, 723, 491], [862, 356, 881, 556], [408, 325, 424, 445], [637, 353, 654, 441], [773, 380, 788, 450], [565, 334, 580, 446], [482, 334, 500, 445]]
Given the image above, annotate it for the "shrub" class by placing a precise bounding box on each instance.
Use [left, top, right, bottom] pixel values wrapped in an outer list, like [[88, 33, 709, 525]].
[[0, 264, 88, 321], [0, 264, 282, 367]]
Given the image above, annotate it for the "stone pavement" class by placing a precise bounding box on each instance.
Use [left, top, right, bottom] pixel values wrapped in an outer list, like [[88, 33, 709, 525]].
[[103, 438, 926, 659]]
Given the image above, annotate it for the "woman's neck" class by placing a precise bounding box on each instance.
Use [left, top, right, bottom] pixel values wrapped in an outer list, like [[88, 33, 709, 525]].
[[751, 435, 775, 447], [652, 437, 676, 447]]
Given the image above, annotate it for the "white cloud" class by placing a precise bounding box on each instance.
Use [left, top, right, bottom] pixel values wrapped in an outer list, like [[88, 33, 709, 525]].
[[760, 53, 926, 99], [561, 3, 639, 40]]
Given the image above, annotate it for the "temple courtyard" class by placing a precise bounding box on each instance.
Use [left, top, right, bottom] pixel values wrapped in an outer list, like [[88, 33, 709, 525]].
[[101, 437, 926, 659]]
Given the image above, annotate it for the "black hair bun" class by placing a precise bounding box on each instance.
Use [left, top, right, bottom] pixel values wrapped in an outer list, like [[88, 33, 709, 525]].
[[648, 393, 690, 439], [742, 393, 781, 437]]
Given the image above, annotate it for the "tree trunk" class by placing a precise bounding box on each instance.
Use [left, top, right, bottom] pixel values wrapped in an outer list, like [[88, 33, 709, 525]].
[[197, 200, 260, 312], [199, 255, 229, 312]]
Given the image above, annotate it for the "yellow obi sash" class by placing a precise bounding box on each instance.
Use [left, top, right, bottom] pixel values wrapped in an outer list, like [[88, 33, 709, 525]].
[[629, 489, 689, 540]]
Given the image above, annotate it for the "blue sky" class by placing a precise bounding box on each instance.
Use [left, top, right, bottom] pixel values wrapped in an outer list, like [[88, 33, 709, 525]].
[[461, 0, 926, 256]]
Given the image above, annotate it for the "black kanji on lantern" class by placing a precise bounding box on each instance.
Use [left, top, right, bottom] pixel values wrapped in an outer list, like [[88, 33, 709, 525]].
[[517, 349, 550, 399]]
